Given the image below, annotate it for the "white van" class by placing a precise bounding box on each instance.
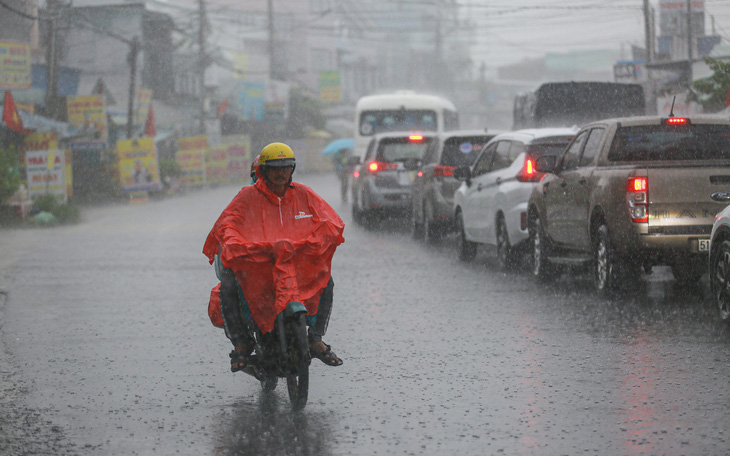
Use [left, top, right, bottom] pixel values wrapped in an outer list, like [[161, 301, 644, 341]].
[[353, 91, 459, 162]]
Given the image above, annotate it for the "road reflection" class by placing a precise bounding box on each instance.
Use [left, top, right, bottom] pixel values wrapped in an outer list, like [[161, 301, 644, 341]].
[[213, 390, 333, 456]]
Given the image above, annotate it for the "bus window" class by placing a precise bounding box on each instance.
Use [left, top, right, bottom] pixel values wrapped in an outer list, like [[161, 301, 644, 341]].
[[359, 109, 438, 136]]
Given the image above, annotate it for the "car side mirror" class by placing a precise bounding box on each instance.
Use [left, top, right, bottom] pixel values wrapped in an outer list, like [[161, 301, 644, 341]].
[[453, 166, 472, 185], [535, 155, 558, 174]]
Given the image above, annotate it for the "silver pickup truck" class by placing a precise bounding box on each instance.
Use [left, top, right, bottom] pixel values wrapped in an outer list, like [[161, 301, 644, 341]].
[[527, 115, 730, 293]]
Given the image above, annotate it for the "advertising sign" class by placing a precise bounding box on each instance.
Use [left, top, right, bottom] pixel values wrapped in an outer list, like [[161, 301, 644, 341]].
[[221, 134, 251, 182], [67, 95, 108, 144], [319, 70, 341, 103], [238, 81, 265, 121], [265, 80, 290, 121], [207, 144, 229, 185], [26, 149, 68, 200], [117, 137, 161, 193], [135, 88, 153, 125], [0, 41, 31, 89], [177, 135, 208, 187]]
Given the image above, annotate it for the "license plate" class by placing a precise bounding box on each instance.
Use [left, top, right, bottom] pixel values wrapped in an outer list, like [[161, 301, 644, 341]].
[[698, 239, 710, 252]]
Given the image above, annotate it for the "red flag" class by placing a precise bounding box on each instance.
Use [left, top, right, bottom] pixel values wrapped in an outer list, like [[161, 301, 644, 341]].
[[725, 81, 730, 109], [3, 91, 30, 134], [216, 98, 229, 118], [144, 104, 156, 138]]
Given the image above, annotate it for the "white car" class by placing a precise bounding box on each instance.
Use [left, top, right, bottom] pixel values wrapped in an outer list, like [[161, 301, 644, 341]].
[[709, 203, 730, 321], [453, 128, 577, 269]]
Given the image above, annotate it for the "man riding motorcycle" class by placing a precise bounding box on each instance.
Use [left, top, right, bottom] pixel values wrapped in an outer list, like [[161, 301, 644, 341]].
[[203, 143, 344, 372]]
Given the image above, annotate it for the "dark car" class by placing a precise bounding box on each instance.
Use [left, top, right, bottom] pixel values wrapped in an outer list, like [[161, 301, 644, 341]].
[[351, 132, 435, 225], [411, 130, 496, 242]]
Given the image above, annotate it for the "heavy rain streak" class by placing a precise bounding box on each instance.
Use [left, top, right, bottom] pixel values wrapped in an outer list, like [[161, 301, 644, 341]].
[[3, 0, 730, 455]]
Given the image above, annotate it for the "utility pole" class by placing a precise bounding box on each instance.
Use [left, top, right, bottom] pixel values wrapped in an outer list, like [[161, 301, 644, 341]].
[[268, 0, 275, 80], [44, 0, 61, 120], [198, 0, 207, 135], [126, 36, 140, 138], [643, 0, 653, 64], [686, 0, 693, 84]]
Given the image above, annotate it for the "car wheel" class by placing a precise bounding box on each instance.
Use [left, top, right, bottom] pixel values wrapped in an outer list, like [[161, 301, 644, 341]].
[[456, 210, 477, 262], [496, 215, 516, 271], [531, 216, 558, 283], [711, 240, 730, 321], [593, 224, 620, 295], [671, 258, 706, 284], [423, 200, 441, 244]]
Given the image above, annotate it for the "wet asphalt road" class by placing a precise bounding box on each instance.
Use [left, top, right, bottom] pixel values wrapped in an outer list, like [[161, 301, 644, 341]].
[[1, 172, 730, 455]]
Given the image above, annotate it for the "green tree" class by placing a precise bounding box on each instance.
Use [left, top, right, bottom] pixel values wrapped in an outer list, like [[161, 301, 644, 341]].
[[691, 57, 730, 113], [0, 145, 20, 204], [286, 88, 325, 138]]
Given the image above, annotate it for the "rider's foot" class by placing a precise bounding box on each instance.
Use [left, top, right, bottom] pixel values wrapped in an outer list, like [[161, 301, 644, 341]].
[[230, 342, 254, 372], [310, 341, 343, 366]]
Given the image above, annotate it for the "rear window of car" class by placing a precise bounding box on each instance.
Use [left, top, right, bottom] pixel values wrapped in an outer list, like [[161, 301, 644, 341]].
[[441, 136, 491, 167], [526, 135, 574, 157], [378, 137, 434, 162], [608, 124, 730, 161]]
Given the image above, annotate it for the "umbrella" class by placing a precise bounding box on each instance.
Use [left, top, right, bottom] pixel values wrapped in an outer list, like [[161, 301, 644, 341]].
[[321, 138, 354, 155]]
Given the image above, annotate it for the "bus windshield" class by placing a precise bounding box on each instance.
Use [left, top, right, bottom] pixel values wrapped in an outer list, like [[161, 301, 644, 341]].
[[359, 109, 437, 136]]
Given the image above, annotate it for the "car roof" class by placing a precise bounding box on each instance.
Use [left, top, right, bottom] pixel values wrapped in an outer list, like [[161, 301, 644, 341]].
[[582, 115, 730, 128], [437, 129, 495, 139], [487, 127, 580, 144], [371, 131, 438, 141]]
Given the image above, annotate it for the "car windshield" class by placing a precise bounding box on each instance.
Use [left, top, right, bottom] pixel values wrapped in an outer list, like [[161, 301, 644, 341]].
[[441, 136, 490, 167], [360, 110, 437, 135], [526, 136, 574, 157], [377, 137, 433, 162], [608, 124, 730, 161]]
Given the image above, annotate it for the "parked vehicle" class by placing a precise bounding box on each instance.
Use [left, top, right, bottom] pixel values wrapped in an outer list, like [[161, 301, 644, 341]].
[[351, 132, 435, 225], [353, 91, 459, 162], [528, 115, 730, 294], [709, 204, 730, 321], [411, 130, 497, 243], [452, 128, 577, 268], [512, 81, 645, 130]]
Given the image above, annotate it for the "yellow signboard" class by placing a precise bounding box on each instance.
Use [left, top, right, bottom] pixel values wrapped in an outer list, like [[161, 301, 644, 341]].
[[67, 95, 108, 143], [117, 137, 161, 192], [177, 136, 208, 187], [0, 41, 31, 89]]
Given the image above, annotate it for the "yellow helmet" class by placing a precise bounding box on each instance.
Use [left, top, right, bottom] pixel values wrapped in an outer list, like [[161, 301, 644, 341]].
[[259, 143, 296, 168]]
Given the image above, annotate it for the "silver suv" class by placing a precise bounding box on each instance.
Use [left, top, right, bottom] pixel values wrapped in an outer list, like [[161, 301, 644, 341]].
[[351, 132, 435, 225], [411, 130, 495, 242]]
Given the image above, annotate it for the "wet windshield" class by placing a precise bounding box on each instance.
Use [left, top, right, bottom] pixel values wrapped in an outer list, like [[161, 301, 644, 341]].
[[378, 137, 433, 162], [359, 110, 437, 136]]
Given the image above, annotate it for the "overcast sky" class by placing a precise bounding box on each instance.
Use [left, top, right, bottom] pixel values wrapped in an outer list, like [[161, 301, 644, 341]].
[[462, 0, 730, 69]]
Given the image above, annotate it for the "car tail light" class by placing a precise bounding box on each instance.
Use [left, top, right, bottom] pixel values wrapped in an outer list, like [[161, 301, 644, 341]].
[[433, 165, 455, 177], [626, 176, 648, 223], [663, 117, 690, 126], [353, 170, 360, 178], [368, 161, 397, 173], [516, 157, 542, 182]]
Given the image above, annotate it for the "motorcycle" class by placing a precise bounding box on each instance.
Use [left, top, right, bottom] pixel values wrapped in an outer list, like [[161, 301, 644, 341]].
[[239, 300, 311, 410]]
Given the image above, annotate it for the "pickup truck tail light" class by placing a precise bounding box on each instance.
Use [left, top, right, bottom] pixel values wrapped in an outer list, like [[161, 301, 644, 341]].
[[367, 161, 398, 173], [626, 176, 648, 223], [516, 157, 543, 182], [433, 165, 455, 177]]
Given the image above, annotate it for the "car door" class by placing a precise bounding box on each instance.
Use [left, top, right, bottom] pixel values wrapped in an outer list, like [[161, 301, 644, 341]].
[[462, 143, 495, 240], [561, 127, 605, 250], [479, 140, 519, 243], [543, 130, 589, 247]]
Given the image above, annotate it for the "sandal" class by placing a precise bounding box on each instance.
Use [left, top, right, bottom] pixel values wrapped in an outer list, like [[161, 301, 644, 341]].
[[229, 345, 253, 372], [310, 342, 343, 367]]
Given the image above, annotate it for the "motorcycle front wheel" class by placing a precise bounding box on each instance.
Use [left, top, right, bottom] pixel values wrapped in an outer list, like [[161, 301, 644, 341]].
[[283, 313, 310, 410]]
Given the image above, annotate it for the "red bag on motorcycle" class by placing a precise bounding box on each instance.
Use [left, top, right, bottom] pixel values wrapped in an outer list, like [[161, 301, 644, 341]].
[[203, 178, 345, 334], [208, 283, 224, 328]]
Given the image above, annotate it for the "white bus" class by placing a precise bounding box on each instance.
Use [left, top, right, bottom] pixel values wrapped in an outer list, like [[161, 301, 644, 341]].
[[353, 91, 459, 161]]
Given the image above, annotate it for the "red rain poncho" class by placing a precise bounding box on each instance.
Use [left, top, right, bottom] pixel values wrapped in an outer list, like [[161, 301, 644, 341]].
[[203, 177, 345, 334]]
